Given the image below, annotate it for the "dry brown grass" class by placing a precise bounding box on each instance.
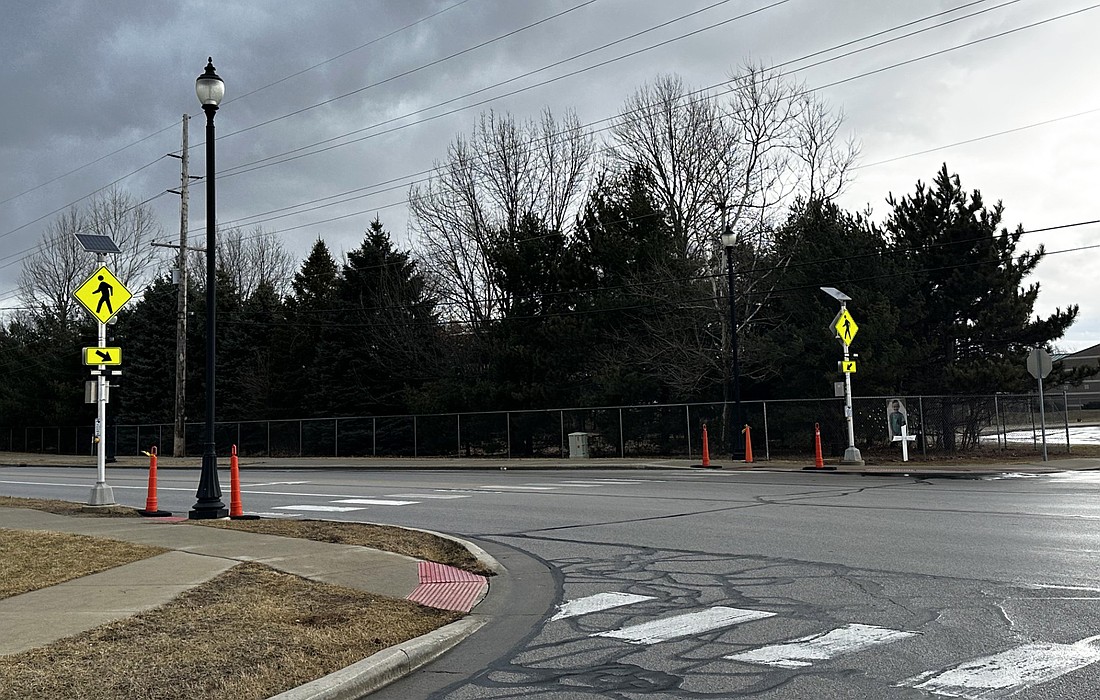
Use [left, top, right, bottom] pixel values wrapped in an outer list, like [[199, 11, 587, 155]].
[[0, 498, 480, 699], [0, 495, 139, 517], [0, 562, 462, 700], [0, 529, 165, 599], [196, 518, 496, 577]]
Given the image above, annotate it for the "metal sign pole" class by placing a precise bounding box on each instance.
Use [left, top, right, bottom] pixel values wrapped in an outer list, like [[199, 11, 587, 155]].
[[1037, 373, 1048, 462], [88, 252, 115, 505], [843, 334, 856, 452], [839, 304, 862, 465]]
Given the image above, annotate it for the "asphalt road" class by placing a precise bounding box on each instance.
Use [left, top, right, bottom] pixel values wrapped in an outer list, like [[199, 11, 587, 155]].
[[4, 465, 1100, 699]]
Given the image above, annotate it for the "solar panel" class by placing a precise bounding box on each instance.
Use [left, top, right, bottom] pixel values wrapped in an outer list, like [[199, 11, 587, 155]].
[[75, 233, 121, 254]]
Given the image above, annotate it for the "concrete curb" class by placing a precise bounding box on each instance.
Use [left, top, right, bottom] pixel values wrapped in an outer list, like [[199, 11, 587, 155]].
[[268, 616, 487, 700], [390, 523, 506, 576]]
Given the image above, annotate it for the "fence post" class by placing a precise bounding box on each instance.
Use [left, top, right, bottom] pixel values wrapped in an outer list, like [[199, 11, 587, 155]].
[[506, 412, 512, 460], [457, 414, 462, 458], [993, 395, 1001, 449], [266, 421, 271, 457], [1029, 398, 1037, 448], [373, 417, 377, 457], [1064, 389, 1071, 454], [335, 418, 339, 457], [619, 408, 625, 457], [560, 411, 565, 458], [763, 401, 770, 461], [414, 415, 418, 458], [685, 404, 692, 460], [919, 396, 927, 456], [299, 421, 303, 457]]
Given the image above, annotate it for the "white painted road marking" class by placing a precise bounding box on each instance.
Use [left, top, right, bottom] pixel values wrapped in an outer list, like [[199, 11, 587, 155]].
[[480, 485, 557, 490], [273, 505, 364, 512], [247, 481, 310, 486], [594, 606, 776, 645], [726, 623, 918, 668], [387, 493, 472, 499], [331, 499, 419, 506], [524, 482, 601, 488], [899, 638, 1100, 699], [551, 592, 656, 621]]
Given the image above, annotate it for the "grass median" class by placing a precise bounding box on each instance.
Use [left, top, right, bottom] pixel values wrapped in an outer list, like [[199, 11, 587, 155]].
[[0, 496, 483, 700]]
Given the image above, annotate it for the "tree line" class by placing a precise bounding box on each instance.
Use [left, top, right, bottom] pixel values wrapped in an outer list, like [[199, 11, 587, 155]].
[[1, 68, 1088, 449]]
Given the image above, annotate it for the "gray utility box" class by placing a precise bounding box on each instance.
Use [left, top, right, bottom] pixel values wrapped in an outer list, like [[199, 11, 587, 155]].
[[568, 432, 590, 459]]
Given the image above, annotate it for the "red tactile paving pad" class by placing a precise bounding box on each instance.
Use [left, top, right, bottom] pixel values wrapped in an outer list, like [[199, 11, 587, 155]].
[[407, 562, 488, 612]]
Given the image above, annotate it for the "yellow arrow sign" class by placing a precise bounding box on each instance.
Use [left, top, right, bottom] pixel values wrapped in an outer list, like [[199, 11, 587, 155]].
[[834, 308, 858, 346], [842, 360, 856, 373], [73, 266, 132, 324], [83, 347, 122, 366]]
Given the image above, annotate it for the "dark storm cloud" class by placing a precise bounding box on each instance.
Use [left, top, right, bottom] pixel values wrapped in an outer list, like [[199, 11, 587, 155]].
[[1, 0, 1097, 346]]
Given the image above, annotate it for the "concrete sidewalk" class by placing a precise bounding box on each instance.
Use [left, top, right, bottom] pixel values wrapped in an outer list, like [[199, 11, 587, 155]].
[[0, 506, 496, 699]]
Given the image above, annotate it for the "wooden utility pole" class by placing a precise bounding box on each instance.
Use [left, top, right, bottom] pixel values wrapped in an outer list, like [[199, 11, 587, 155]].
[[167, 115, 190, 457]]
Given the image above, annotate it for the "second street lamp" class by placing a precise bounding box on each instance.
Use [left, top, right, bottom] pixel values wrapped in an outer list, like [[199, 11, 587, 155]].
[[721, 225, 745, 460], [189, 58, 228, 519]]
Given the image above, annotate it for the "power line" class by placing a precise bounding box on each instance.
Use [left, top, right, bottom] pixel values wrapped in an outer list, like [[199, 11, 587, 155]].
[[0, 1, 1085, 302], [0, 0, 479, 210], [215, 0, 605, 142], [204, 0, 1032, 237]]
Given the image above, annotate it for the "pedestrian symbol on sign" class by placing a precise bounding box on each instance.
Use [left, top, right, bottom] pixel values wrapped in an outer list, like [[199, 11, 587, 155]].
[[94, 276, 114, 315]]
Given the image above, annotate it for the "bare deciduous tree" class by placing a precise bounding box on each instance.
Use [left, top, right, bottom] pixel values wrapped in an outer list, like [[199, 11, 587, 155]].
[[410, 108, 593, 326], [18, 188, 164, 324], [188, 225, 295, 300], [608, 66, 858, 442], [17, 207, 87, 324]]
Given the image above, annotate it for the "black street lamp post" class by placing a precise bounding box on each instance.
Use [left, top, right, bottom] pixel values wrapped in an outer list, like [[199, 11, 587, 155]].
[[189, 58, 228, 519], [722, 225, 745, 460]]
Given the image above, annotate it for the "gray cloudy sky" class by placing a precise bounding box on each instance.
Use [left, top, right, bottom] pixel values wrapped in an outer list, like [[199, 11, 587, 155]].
[[2, 0, 1098, 350]]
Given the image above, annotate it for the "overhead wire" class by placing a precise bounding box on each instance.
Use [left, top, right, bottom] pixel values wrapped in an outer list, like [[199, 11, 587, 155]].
[[210, 0, 1030, 233], [0, 0, 480, 210], [0, 2, 1089, 309], [208, 0, 1083, 251]]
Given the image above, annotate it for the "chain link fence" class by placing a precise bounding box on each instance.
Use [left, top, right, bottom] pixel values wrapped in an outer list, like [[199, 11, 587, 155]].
[[1, 392, 1089, 459]]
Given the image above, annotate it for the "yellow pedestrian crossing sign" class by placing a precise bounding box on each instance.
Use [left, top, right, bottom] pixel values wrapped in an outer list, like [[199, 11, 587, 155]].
[[841, 360, 856, 373], [835, 308, 858, 346], [73, 266, 132, 324]]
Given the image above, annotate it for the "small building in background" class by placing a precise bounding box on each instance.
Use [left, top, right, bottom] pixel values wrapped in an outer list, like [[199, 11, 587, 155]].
[[1054, 343, 1100, 409]]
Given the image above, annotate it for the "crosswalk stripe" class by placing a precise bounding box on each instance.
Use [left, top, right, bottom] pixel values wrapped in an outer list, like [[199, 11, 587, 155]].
[[551, 592, 656, 621], [594, 606, 776, 645], [585, 479, 652, 483], [331, 498, 419, 506], [726, 623, 918, 668], [899, 640, 1100, 699], [272, 505, 364, 512], [387, 493, 472, 499]]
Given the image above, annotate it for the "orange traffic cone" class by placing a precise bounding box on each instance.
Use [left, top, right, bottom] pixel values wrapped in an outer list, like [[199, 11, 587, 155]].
[[229, 445, 243, 517], [229, 445, 260, 520], [693, 423, 717, 468], [138, 446, 172, 517], [803, 422, 837, 471], [743, 425, 754, 463]]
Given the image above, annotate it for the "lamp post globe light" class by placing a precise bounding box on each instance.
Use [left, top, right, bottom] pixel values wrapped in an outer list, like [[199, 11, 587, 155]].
[[189, 58, 228, 519], [721, 225, 745, 460]]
